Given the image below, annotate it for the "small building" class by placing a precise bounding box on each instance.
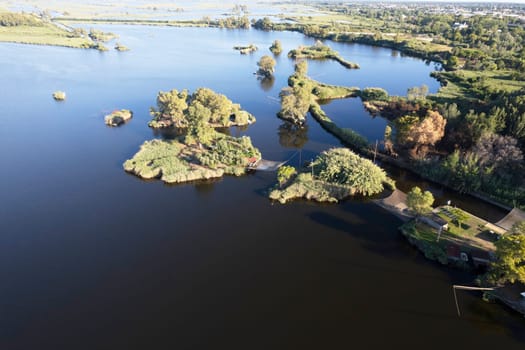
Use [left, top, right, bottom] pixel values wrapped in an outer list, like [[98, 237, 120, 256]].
[[246, 156, 259, 168], [420, 214, 449, 231]]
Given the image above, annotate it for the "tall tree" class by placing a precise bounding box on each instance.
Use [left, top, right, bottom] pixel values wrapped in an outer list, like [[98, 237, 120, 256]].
[[406, 186, 434, 217], [269, 40, 282, 55], [257, 55, 276, 78], [489, 221, 525, 284], [397, 111, 446, 158]]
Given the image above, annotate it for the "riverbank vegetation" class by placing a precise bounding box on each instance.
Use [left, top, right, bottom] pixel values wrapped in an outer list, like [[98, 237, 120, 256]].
[[149, 87, 255, 129], [278, 60, 359, 126], [487, 222, 525, 285], [288, 41, 359, 69], [252, 4, 525, 208], [269, 148, 394, 204]]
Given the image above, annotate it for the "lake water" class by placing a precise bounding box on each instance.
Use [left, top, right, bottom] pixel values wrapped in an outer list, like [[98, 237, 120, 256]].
[[0, 26, 523, 349]]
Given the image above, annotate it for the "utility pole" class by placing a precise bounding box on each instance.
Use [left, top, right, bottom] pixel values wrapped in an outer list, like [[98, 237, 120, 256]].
[[373, 139, 378, 163], [436, 226, 443, 242]]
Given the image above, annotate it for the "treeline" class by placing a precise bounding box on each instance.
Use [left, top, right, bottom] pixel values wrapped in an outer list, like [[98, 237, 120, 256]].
[[253, 17, 450, 64]]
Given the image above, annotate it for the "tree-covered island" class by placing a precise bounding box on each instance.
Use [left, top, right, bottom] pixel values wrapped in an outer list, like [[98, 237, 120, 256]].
[[269, 148, 394, 204], [125, 88, 260, 184]]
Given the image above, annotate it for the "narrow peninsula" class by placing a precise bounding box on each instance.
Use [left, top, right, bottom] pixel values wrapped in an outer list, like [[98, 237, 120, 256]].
[[288, 41, 360, 69]]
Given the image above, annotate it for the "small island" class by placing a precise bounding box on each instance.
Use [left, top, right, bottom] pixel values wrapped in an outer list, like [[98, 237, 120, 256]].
[[124, 132, 260, 184], [105, 109, 132, 126], [114, 42, 130, 51], [288, 41, 360, 69], [269, 39, 282, 55], [269, 148, 394, 203], [52, 91, 66, 101], [149, 87, 256, 129], [256, 55, 276, 78], [233, 44, 258, 54], [126, 87, 261, 184]]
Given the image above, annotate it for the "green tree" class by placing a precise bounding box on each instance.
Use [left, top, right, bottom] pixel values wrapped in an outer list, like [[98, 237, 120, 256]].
[[257, 55, 276, 77], [361, 87, 389, 101], [294, 60, 308, 77], [185, 101, 214, 146], [407, 84, 429, 101], [489, 221, 525, 284], [406, 186, 434, 217], [150, 89, 189, 127], [277, 165, 296, 186], [311, 148, 390, 196], [269, 40, 282, 55], [253, 17, 272, 31]]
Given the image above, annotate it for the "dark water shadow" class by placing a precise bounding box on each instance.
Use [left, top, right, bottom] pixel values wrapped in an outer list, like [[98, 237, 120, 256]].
[[278, 122, 309, 149], [258, 76, 275, 92]]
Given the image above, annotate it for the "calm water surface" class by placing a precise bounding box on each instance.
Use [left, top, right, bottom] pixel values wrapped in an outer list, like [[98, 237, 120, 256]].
[[0, 26, 523, 349]]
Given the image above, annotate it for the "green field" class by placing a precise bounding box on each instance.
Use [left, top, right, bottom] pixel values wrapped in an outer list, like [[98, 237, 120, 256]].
[[0, 24, 91, 47]]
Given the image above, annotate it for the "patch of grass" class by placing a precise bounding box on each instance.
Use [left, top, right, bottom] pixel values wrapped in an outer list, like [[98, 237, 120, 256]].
[[0, 23, 93, 48], [431, 69, 525, 104], [269, 172, 355, 204]]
